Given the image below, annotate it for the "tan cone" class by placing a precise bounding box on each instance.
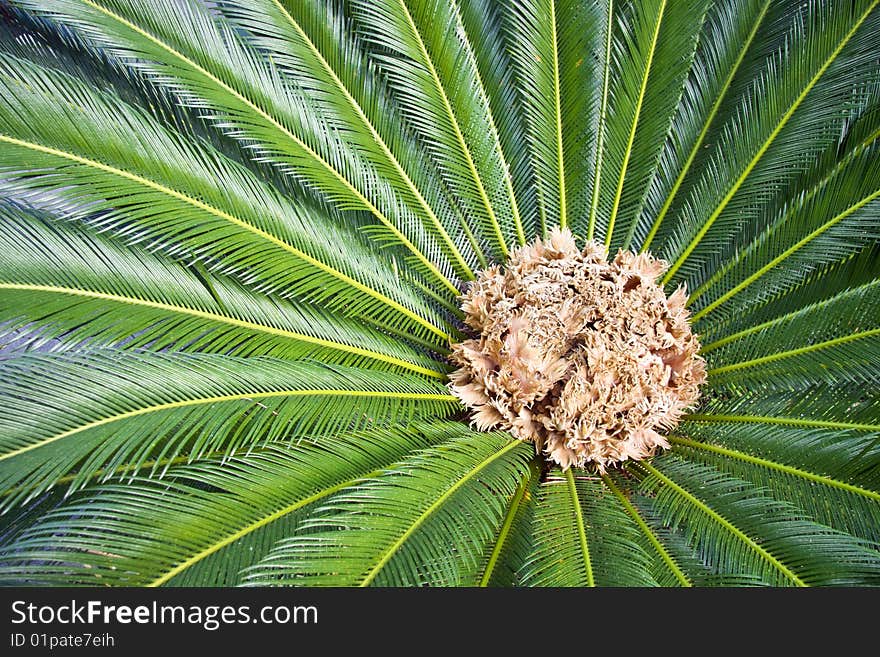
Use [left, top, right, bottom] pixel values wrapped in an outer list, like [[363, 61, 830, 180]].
[[450, 228, 705, 471]]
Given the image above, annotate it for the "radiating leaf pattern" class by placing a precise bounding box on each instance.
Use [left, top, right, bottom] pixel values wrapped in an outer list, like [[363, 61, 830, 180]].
[[0, 0, 877, 586]]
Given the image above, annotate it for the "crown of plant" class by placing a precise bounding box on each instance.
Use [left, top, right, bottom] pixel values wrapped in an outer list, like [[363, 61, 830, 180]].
[[0, 0, 878, 589], [451, 228, 705, 471]]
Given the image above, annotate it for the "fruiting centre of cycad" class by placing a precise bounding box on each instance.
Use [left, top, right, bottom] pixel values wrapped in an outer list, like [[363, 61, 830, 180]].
[[449, 228, 706, 471]]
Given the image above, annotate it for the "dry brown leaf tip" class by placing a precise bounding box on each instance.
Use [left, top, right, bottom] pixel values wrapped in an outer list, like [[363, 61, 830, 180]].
[[449, 228, 706, 472]]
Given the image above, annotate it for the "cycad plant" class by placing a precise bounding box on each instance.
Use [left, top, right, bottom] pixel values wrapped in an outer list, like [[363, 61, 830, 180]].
[[0, 0, 878, 587]]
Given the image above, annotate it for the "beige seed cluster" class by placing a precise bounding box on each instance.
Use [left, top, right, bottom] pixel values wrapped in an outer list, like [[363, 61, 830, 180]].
[[449, 228, 705, 471]]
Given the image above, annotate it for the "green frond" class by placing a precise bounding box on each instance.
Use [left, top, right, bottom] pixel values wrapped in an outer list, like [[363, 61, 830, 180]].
[[0, 348, 458, 509], [456, 0, 535, 244], [0, 6, 177, 128], [242, 427, 533, 586], [519, 469, 593, 586], [634, 457, 880, 586], [0, 7, 323, 205], [584, 0, 614, 240], [704, 278, 880, 389], [476, 460, 540, 587], [348, 0, 521, 259], [672, 436, 880, 544], [501, 0, 590, 235], [0, 53, 453, 341], [679, 385, 880, 540], [661, 0, 880, 289], [220, 0, 483, 275], [519, 469, 660, 587], [601, 473, 693, 586], [0, 427, 441, 586], [689, 109, 880, 324], [687, 385, 880, 481], [13, 0, 462, 292], [699, 242, 880, 344], [638, 0, 791, 250], [600, 0, 710, 250], [625, 493, 767, 586], [0, 205, 444, 375]]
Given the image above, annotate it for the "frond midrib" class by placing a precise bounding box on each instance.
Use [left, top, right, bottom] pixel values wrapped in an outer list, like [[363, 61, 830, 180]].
[[564, 468, 595, 586], [601, 474, 691, 586], [606, 0, 666, 247], [149, 468, 383, 587], [0, 385, 456, 462], [0, 283, 445, 378], [684, 413, 880, 434], [670, 435, 880, 502], [708, 328, 880, 375], [0, 133, 450, 341]]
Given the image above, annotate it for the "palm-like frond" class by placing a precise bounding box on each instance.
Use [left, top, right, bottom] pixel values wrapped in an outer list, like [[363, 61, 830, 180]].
[[519, 469, 662, 586], [0, 0, 878, 587], [597, 0, 710, 249], [242, 426, 533, 586], [350, 0, 524, 259], [704, 278, 880, 389], [0, 426, 444, 585], [659, 0, 880, 288], [0, 53, 452, 342], [633, 458, 880, 585], [0, 349, 456, 509], [639, 0, 799, 250], [688, 101, 880, 324], [0, 205, 443, 375]]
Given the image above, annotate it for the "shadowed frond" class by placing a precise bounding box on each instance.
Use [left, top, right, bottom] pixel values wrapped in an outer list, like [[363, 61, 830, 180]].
[[599, 0, 710, 249], [13, 0, 463, 291], [705, 278, 880, 389], [672, 435, 880, 543], [0, 53, 454, 342], [661, 0, 880, 290], [0, 205, 444, 375], [638, 0, 798, 251]]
